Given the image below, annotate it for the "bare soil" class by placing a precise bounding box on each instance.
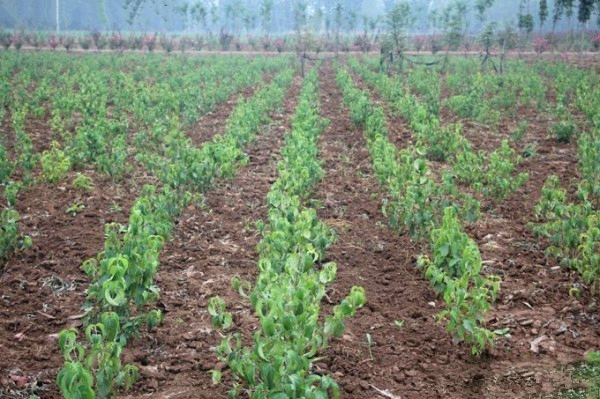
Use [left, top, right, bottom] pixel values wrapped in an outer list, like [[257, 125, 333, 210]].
[[0, 169, 140, 399]]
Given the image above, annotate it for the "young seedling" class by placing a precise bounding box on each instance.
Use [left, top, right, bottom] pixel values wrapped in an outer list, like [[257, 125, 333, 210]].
[[65, 203, 85, 217], [511, 121, 528, 142], [209, 370, 222, 385]]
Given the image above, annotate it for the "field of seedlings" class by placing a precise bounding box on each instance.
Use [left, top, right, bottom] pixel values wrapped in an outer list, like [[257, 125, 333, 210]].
[[0, 50, 598, 399]]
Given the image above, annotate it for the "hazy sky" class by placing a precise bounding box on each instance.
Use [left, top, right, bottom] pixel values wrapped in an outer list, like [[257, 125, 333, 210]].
[[0, 0, 597, 33]]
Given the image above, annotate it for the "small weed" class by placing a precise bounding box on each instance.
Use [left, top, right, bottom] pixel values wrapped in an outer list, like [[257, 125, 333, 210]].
[[242, 218, 253, 232], [493, 328, 511, 339], [65, 202, 85, 217], [522, 141, 538, 158], [511, 121, 528, 142], [550, 352, 600, 398], [339, 153, 351, 164], [308, 199, 324, 209], [109, 203, 122, 213], [357, 170, 370, 179], [210, 370, 222, 385], [569, 285, 582, 298], [334, 206, 347, 218]]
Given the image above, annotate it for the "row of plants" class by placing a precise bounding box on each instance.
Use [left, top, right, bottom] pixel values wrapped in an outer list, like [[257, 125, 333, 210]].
[[443, 58, 546, 121], [3, 29, 600, 54], [209, 68, 365, 398], [0, 29, 378, 54], [400, 56, 596, 149], [530, 66, 599, 289], [365, 54, 585, 168], [413, 33, 600, 55], [544, 60, 600, 145], [137, 68, 294, 191], [1, 52, 289, 187], [0, 53, 290, 269], [0, 109, 36, 268], [1, 51, 288, 137], [56, 65, 297, 398], [532, 174, 599, 288], [335, 64, 501, 355], [0, 54, 289, 273], [386, 54, 597, 294], [453, 140, 530, 202], [58, 185, 191, 398], [363, 54, 547, 127], [352, 56, 529, 204], [360, 53, 598, 295]]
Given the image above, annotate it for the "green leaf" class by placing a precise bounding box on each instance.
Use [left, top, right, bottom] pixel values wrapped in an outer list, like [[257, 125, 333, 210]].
[[263, 317, 276, 337], [463, 318, 476, 334], [210, 370, 222, 385], [103, 280, 126, 307], [440, 243, 450, 257]]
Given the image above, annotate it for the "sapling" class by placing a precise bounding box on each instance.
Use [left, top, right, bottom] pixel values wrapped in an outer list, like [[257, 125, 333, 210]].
[[0, 209, 32, 266], [550, 120, 577, 143], [57, 313, 138, 399], [416, 207, 501, 355], [511, 121, 529, 142], [72, 173, 94, 192], [4, 181, 20, 207], [0, 144, 12, 185], [41, 141, 71, 183], [483, 140, 529, 201], [207, 296, 233, 330]]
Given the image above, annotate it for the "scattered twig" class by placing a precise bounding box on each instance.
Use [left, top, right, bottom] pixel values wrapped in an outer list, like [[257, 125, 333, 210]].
[[14, 324, 33, 341], [371, 384, 402, 399], [37, 311, 57, 320], [67, 309, 92, 320]]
